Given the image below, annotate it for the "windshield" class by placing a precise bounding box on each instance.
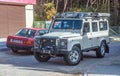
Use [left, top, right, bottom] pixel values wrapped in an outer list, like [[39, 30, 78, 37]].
[[15, 28, 36, 38], [52, 19, 82, 30]]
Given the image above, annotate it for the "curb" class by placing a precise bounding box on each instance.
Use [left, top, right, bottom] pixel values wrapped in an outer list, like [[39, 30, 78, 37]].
[[0, 38, 8, 51], [0, 38, 6, 42], [110, 36, 120, 42]]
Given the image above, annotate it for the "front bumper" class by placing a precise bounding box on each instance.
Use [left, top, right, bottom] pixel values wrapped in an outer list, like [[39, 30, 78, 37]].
[[31, 48, 69, 55], [6, 43, 33, 51]]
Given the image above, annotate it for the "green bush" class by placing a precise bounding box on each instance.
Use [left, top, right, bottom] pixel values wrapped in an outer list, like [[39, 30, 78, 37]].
[[33, 21, 46, 28]]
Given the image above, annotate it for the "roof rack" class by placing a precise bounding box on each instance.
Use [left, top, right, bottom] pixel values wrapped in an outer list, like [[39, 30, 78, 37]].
[[55, 12, 110, 18]]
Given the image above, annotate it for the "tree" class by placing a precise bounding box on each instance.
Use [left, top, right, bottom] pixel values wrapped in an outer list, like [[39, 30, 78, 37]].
[[34, 0, 119, 27], [44, 2, 56, 20]]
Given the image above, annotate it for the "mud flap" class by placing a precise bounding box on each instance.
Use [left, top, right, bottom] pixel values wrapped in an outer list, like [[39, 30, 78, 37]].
[[105, 45, 109, 53]]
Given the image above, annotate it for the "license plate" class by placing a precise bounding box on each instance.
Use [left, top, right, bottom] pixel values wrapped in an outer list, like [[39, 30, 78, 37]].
[[42, 50, 51, 54], [10, 39, 23, 44]]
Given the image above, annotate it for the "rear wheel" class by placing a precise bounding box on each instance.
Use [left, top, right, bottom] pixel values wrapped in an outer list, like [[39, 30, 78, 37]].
[[34, 51, 51, 62], [96, 41, 106, 58], [64, 46, 82, 65]]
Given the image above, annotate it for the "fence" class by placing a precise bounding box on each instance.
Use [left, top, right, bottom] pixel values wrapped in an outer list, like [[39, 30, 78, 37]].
[[111, 26, 120, 34], [33, 21, 51, 29]]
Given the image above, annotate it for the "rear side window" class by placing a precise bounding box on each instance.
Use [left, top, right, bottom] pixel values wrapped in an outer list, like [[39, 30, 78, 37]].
[[99, 21, 108, 31], [16, 29, 36, 38], [92, 22, 98, 32]]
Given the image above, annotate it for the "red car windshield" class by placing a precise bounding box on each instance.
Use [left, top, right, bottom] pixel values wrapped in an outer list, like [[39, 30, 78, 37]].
[[15, 28, 36, 38]]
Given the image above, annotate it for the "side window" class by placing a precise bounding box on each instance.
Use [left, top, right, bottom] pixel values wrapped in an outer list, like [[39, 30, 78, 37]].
[[83, 22, 90, 34], [99, 21, 107, 31], [92, 22, 98, 32], [36, 30, 46, 36]]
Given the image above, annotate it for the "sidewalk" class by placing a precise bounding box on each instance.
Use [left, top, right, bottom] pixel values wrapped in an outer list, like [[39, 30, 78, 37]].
[[110, 36, 120, 42]]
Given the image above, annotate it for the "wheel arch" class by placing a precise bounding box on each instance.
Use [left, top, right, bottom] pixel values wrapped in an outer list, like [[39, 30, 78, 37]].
[[99, 38, 106, 46], [68, 41, 81, 51], [73, 44, 81, 50]]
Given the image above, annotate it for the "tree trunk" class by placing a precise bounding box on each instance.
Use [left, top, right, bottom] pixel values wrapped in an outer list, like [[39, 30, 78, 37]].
[[86, 0, 90, 9], [90, 0, 96, 7], [63, 0, 68, 12], [56, 0, 59, 12], [95, 0, 98, 11]]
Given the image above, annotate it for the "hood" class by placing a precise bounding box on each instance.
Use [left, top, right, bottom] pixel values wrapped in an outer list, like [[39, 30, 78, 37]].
[[42, 32, 80, 38]]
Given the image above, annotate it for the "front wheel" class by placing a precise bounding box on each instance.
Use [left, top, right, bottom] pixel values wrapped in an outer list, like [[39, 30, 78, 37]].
[[34, 51, 51, 62], [64, 46, 82, 65], [96, 41, 106, 58]]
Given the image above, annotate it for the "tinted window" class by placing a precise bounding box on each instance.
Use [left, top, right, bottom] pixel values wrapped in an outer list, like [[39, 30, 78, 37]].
[[36, 30, 48, 36], [16, 28, 36, 38], [83, 22, 90, 34], [53, 20, 82, 29], [99, 21, 107, 31], [92, 22, 98, 32]]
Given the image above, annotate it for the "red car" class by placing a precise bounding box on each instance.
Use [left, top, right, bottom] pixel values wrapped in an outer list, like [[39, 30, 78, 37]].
[[6, 28, 47, 53]]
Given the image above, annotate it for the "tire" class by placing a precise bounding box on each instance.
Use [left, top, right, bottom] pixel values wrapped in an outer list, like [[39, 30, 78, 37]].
[[96, 41, 106, 58], [11, 48, 18, 53], [64, 46, 82, 65], [34, 51, 51, 62]]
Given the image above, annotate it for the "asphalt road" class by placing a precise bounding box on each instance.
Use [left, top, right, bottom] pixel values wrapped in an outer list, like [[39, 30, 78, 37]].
[[0, 42, 120, 76]]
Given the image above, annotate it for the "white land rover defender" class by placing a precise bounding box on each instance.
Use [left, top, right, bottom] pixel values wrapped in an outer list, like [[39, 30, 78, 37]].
[[33, 12, 110, 65]]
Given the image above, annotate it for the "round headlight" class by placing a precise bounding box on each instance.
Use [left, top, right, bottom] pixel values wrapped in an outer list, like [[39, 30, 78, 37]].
[[61, 41, 65, 46], [59, 39, 67, 49]]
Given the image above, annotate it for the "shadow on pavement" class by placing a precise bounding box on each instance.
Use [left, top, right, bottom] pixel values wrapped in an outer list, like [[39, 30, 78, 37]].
[[0, 42, 120, 75], [5, 50, 33, 56]]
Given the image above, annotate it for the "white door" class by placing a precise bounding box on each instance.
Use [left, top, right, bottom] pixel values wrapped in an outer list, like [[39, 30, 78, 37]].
[[82, 22, 92, 49], [91, 21, 99, 47]]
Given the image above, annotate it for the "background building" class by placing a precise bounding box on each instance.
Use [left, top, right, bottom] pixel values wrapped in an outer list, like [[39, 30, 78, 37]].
[[26, 5, 34, 28], [0, 0, 35, 38]]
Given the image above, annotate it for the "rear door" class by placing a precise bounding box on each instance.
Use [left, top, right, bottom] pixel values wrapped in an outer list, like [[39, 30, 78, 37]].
[[91, 21, 99, 47]]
